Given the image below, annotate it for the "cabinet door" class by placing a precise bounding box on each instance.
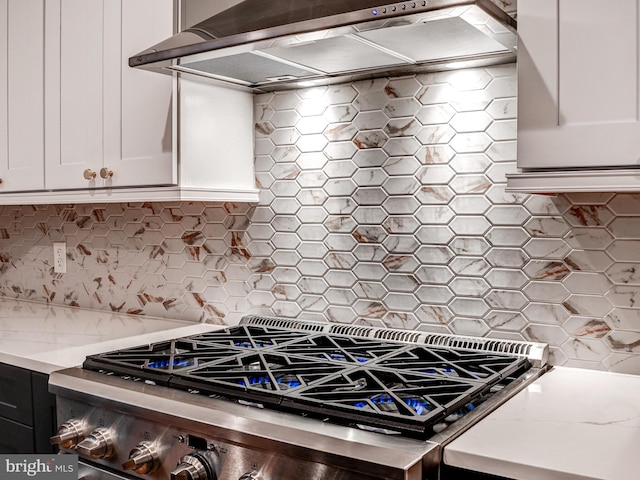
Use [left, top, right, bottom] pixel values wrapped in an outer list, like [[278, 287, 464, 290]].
[[106, 0, 175, 187], [45, 0, 103, 189], [517, 0, 640, 170], [45, 0, 175, 190], [0, 0, 45, 192], [0, 363, 33, 425], [0, 417, 33, 453], [0, 364, 35, 453]]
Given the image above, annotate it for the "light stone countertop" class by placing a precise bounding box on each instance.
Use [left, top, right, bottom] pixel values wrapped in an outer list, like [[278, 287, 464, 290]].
[[4, 297, 638, 480], [444, 366, 640, 480], [0, 298, 218, 374]]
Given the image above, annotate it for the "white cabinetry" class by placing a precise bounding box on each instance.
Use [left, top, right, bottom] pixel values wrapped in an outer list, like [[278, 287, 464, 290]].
[[45, 0, 174, 190], [179, 77, 255, 196], [507, 0, 640, 192], [0, 0, 45, 192], [0, 0, 259, 204]]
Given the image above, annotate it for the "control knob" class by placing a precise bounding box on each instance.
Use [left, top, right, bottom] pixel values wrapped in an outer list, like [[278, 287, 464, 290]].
[[122, 441, 160, 474], [171, 453, 216, 480], [50, 419, 85, 449], [239, 472, 262, 480], [76, 428, 114, 459]]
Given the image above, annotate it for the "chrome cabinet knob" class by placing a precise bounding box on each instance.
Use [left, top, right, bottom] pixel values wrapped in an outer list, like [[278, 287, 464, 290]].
[[171, 453, 216, 480], [76, 428, 114, 459], [99, 167, 113, 179], [83, 169, 97, 180], [122, 441, 159, 474], [50, 419, 85, 449]]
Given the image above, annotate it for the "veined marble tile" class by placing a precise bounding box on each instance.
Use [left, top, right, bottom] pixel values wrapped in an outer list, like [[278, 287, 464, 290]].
[[605, 285, 640, 308], [2, 64, 640, 373], [484, 311, 528, 332], [606, 331, 640, 354], [449, 237, 491, 256], [564, 294, 613, 317], [450, 277, 490, 296], [565, 205, 614, 227], [563, 316, 611, 338], [608, 217, 640, 238], [605, 263, 640, 285], [486, 98, 517, 120], [449, 257, 491, 276], [485, 140, 517, 162], [449, 317, 490, 336], [607, 240, 640, 262], [448, 216, 491, 235], [564, 250, 614, 273], [485, 269, 528, 289], [485, 290, 528, 310], [416, 285, 454, 304], [563, 272, 611, 295], [522, 303, 571, 325], [416, 225, 455, 245], [607, 193, 640, 214], [449, 196, 491, 215], [523, 281, 570, 303], [523, 238, 571, 259]]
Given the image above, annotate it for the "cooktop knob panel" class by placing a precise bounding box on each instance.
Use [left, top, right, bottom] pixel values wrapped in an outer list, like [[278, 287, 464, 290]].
[[170, 453, 216, 480], [122, 441, 160, 474], [50, 419, 85, 449], [75, 428, 114, 459]]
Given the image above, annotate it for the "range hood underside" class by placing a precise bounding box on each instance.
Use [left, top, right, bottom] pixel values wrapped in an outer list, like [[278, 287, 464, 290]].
[[135, 3, 517, 91]]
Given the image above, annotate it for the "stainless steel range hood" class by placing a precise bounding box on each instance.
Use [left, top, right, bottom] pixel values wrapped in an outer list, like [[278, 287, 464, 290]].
[[130, 0, 517, 91]]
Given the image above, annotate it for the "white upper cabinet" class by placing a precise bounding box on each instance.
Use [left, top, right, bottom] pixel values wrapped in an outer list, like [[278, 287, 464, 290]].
[[0, 0, 258, 204], [508, 0, 640, 192], [45, 0, 175, 190], [0, 0, 45, 192]]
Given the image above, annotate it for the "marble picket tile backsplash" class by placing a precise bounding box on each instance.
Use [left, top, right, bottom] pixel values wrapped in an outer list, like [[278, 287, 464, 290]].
[[0, 63, 639, 374]]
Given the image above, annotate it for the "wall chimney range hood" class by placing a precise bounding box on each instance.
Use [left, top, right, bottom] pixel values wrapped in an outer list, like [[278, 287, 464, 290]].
[[130, 0, 517, 91]]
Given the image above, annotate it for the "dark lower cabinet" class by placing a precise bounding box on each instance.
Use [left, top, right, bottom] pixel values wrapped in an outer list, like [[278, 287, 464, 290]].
[[0, 417, 33, 453], [0, 363, 57, 454]]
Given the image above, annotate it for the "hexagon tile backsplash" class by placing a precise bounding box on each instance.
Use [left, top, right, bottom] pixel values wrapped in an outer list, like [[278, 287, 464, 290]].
[[1, 64, 639, 374]]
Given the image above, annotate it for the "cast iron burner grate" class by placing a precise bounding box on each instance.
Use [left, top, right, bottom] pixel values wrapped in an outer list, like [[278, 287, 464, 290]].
[[83, 322, 532, 438]]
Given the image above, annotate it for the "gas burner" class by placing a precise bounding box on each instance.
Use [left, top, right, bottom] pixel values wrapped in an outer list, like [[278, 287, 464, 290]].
[[147, 357, 194, 369], [352, 393, 434, 417], [83, 323, 534, 438], [400, 395, 433, 416]]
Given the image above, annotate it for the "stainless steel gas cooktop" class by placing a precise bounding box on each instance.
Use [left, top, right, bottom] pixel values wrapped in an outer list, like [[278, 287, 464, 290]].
[[82, 316, 541, 438], [50, 316, 549, 480]]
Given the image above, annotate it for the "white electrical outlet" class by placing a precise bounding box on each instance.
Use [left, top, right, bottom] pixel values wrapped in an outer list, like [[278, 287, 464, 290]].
[[53, 242, 67, 273]]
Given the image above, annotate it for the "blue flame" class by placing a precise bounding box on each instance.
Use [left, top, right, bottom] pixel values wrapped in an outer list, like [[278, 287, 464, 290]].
[[235, 341, 268, 348], [248, 375, 270, 386], [404, 397, 431, 416], [148, 357, 192, 369], [372, 394, 394, 406], [277, 376, 301, 389]]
